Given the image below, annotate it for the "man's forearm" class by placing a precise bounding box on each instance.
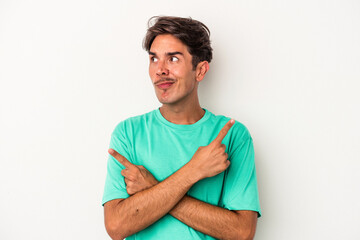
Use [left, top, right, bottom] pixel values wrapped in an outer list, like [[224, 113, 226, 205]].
[[169, 196, 257, 240], [105, 165, 198, 239]]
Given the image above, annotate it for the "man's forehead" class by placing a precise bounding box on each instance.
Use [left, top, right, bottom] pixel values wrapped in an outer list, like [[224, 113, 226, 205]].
[[149, 34, 189, 53]]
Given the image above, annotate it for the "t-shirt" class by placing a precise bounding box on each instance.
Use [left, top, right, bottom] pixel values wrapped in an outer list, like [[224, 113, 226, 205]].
[[102, 108, 261, 239]]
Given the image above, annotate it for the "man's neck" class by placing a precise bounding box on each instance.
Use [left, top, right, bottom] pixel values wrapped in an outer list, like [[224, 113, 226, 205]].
[[159, 103, 205, 125]]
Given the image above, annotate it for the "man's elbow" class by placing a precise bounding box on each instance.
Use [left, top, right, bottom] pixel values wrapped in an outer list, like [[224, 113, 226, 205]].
[[233, 210, 258, 240], [235, 228, 256, 240], [104, 199, 129, 239], [105, 218, 127, 240]]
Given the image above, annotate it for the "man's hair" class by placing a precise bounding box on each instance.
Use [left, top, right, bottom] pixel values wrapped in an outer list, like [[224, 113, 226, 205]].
[[143, 16, 213, 70]]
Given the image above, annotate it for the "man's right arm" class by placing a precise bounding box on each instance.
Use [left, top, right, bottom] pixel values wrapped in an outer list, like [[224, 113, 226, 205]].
[[104, 120, 234, 240], [104, 158, 198, 239]]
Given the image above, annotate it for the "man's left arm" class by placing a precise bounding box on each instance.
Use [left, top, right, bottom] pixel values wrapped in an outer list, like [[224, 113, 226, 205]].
[[170, 131, 260, 240], [169, 195, 258, 240]]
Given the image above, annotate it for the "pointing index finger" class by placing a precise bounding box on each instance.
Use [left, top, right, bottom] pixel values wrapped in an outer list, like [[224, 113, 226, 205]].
[[212, 119, 235, 144], [108, 148, 135, 169]]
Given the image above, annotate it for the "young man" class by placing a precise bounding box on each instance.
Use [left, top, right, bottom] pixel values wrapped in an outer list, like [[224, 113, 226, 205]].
[[102, 16, 261, 240]]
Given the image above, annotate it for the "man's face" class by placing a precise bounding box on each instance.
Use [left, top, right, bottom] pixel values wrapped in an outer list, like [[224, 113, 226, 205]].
[[149, 34, 198, 105]]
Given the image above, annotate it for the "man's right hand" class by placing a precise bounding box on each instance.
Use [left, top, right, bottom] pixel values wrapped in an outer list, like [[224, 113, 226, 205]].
[[187, 119, 235, 180], [108, 149, 159, 195]]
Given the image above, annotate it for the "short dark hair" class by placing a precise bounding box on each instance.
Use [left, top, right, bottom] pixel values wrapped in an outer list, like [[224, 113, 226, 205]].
[[143, 16, 213, 70]]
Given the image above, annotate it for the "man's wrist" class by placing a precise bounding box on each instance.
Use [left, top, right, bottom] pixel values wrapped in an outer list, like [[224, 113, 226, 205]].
[[180, 162, 203, 184]]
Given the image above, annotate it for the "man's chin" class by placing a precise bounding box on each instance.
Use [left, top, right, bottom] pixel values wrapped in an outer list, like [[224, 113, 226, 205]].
[[156, 92, 189, 106], [157, 96, 176, 105], [156, 92, 171, 104], [158, 99, 172, 105]]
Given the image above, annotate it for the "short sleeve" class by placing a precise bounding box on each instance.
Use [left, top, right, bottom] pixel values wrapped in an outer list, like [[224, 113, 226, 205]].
[[102, 121, 132, 206], [220, 123, 261, 217]]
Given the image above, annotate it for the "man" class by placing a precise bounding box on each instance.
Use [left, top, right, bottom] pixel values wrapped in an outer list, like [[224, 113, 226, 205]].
[[102, 16, 261, 240]]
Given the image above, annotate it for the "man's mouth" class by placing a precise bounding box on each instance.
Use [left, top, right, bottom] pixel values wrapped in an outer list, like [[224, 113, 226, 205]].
[[155, 81, 175, 90]]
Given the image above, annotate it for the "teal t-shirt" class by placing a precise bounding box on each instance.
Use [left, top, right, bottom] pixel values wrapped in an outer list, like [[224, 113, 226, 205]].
[[102, 108, 261, 239]]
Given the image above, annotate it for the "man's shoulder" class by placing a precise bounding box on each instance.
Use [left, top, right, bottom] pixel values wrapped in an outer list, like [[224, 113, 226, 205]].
[[211, 113, 252, 141], [208, 110, 250, 137]]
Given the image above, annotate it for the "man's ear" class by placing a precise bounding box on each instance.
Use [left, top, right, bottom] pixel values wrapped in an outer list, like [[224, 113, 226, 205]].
[[195, 61, 209, 82]]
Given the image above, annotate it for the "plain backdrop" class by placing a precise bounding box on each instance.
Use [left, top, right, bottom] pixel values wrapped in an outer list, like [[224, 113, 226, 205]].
[[1, 0, 359, 239]]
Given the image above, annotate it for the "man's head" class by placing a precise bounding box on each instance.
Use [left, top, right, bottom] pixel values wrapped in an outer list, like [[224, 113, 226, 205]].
[[144, 16, 212, 106], [143, 16, 213, 70]]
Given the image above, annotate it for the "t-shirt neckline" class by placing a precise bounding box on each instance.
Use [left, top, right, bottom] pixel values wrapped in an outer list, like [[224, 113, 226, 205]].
[[155, 108, 211, 130]]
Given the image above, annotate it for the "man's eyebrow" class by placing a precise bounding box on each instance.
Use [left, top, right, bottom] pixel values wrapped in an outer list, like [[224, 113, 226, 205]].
[[148, 51, 184, 56], [166, 51, 183, 56]]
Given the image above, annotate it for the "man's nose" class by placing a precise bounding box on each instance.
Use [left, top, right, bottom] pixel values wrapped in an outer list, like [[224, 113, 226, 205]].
[[156, 60, 169, 76]]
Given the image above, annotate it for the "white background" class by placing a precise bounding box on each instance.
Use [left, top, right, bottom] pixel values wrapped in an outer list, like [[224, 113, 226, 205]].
[[1, 0, 359, 239]]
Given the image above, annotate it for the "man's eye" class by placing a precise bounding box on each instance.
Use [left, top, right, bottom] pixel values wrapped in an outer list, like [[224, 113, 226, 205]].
[[151, 57, 158, 62], [170, 56, 179, 62]]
